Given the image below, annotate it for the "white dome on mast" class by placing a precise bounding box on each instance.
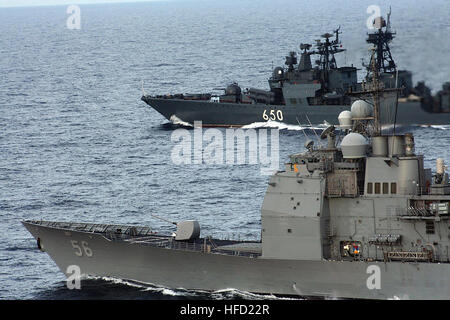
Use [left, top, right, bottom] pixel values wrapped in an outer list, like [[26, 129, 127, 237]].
[[340, 132, 368, 158]]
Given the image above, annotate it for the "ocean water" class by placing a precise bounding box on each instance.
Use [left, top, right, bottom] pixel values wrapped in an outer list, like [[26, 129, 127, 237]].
[[0, 0, 449, 299]]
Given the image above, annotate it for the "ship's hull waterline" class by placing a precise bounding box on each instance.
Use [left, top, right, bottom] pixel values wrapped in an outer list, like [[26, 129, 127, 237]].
[[23, 221, 450, 300], [142, 97, 450, 127]]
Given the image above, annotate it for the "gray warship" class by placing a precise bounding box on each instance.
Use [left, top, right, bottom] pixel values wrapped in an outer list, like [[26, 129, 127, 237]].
[[23, 49, 450, 300], [141, 13, 450, 127]]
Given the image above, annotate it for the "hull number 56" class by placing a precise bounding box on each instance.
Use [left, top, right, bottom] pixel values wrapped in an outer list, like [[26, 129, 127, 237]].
[[263, 109, 283, 121], [70, 240, 93, 257]]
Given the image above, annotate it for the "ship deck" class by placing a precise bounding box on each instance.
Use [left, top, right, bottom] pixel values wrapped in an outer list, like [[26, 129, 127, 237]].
[[24, 220, 262, 258]]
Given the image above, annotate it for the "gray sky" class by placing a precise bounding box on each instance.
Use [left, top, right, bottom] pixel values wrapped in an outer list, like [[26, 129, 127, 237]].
[[0, 0, 160, 7]]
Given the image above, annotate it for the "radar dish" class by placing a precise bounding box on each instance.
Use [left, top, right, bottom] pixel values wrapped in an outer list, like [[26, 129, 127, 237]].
[[305, 139, 314, 150], [320, 125, 335, 139]]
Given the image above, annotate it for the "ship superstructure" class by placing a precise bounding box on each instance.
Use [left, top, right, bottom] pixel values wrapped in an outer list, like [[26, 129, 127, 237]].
[[141, 12, 450, 127], [265, 52, 450, 269]]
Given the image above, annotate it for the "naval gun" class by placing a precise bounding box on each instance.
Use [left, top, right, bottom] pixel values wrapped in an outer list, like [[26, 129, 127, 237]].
[[150, 214, 200, 241]]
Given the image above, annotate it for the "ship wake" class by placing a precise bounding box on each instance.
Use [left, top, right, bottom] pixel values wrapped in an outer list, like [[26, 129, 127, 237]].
[[87, 276, 303, 300], [242, 120, 328, 131], [169, 115, 193, 127], [421, 124, 450, 130]]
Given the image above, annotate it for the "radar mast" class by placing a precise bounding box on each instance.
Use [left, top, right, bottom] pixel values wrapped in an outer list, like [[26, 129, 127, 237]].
[[365, 7, 396, 77]]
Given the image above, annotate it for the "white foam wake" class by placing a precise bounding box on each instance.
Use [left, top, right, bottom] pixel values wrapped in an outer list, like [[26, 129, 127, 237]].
[[242, 120, 327, 131], [211, 288, 302, 300], [87, 276, 302, 299], [423, 125, 450, 130], [97, 276, 199, 297], [169, 115, 193, 127]]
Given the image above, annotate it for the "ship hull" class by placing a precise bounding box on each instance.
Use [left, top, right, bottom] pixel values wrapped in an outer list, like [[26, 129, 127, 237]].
[[23, 221, 450, 300], [142, 96, 450, 127]]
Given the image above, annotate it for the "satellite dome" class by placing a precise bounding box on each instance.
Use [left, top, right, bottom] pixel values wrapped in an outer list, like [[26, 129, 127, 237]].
[[338, 110, 352, 129], [351, 100, 372, 119], [340, 133, 368, 159]]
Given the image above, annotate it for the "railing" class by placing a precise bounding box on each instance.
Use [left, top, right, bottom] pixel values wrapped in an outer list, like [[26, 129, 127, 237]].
[[385, 251, 433, 262], [26, 220, 261, 258]]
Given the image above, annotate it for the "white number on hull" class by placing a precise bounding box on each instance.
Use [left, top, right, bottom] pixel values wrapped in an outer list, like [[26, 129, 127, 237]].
[[71, 240, 93, 257], [263, 109, 283, 121], [276, 110, 283, 121], [81, 241, 93, 257]]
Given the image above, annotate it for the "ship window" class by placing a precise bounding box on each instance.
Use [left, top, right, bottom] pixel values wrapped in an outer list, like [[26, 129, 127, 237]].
[[367, 183, 373, 194], [383, 183, 389, 194], [374, 183, 381, 194], [391, 183, 397, 194], [290, 98, 297, 105]]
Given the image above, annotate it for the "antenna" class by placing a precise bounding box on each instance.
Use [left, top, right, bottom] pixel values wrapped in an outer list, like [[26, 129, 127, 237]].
[[334, 25, 341, 44], [392, 69, 399, 136], [150, 213, 177, 226], [296, 116, 309, 140], [305, 114, 323, 147], [141, 79, 147, 96], [387, 6, 392, 31]]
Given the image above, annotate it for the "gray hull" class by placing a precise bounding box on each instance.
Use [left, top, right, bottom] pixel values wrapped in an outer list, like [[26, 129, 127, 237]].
[[23, 221, 450, 299], [142, 96, 450, 127]]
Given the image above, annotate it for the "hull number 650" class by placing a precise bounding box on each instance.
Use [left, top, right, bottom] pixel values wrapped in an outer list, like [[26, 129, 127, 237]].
[[263, 109, 283, 121]]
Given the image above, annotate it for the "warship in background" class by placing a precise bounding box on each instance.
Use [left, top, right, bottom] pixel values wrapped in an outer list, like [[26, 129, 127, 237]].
[[23, 49, 450, 299], [141, 11, 450, 127]]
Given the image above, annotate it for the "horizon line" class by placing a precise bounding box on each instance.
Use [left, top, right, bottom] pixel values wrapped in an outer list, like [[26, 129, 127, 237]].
[[0, 0, 173, 9]]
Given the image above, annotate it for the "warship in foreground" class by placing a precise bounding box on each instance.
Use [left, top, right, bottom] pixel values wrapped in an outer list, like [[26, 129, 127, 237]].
[[141, 13, 450, 127], [23, 51, 450, 300]]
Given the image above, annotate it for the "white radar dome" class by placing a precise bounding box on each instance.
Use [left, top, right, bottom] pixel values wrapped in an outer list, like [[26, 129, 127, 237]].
[[338, 110, 352, 130], [351, 100, 372, 119], [340, 132, 368, 159]]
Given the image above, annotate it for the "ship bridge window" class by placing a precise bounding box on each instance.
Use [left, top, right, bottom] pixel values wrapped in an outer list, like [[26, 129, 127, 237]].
[[391, 182, 397, 194], [368, 182, 396, 195], [375, 183, 381, 194]]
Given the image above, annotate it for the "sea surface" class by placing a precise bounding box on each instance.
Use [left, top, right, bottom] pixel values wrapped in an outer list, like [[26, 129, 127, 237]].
[[0, 0, 449, 299]]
